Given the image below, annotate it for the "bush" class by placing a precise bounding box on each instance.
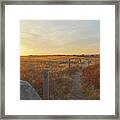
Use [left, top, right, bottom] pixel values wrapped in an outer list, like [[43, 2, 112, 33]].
[[81, 64, 100, 99]]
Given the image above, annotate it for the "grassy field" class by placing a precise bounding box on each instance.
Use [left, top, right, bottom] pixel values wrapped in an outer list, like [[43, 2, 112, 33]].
[[20, 54, 100, 100]]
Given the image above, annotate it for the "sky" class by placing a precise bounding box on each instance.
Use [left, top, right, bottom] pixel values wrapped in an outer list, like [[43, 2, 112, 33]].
[[20, 20, 100, 55]]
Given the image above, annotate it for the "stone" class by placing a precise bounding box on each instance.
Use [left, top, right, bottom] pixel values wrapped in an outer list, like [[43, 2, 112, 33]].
[[20, 80, 41, 100]]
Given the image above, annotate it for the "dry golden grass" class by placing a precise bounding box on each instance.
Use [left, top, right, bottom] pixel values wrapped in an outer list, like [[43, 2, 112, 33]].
[[20, 55, 100, 100], [81, 64, 100, 99]]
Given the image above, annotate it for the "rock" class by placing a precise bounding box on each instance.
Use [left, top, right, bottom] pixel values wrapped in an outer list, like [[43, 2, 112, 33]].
[[20, 80, 41, 100]]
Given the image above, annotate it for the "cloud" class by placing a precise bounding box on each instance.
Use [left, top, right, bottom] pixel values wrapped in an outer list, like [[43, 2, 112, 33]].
[[20, 20, 100, 55]]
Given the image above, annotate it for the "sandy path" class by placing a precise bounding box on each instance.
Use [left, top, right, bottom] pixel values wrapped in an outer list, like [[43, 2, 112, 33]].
[[71, 71, 84, 99]]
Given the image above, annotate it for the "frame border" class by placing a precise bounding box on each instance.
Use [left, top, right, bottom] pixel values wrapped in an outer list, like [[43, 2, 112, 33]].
[[0, 0, 119, 119]]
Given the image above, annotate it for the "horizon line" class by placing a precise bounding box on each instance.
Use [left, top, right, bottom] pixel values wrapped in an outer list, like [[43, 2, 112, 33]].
[[20, 53, 100, 57]]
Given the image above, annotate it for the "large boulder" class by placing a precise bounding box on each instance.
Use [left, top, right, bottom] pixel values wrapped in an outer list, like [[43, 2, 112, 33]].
[[20, 80, 41, 100]]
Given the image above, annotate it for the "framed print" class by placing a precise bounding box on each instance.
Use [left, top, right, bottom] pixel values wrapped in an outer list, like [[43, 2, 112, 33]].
[[0, 0, 119, 119]]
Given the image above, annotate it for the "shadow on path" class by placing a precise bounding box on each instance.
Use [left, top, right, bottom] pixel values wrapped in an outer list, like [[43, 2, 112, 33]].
[[71, 71, 84, 100]]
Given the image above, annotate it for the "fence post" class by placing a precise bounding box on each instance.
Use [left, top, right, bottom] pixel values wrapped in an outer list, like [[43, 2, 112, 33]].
[[43, 69, 49, 100], [79, 58, 81, 63], [69, 59, 70, 69]]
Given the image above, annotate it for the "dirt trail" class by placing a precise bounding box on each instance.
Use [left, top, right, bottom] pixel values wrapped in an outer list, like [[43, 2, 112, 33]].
[[71, 71, 84, 99]]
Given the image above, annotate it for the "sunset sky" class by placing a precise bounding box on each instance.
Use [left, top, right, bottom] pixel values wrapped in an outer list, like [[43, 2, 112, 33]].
[[20, 20, 100, 55]]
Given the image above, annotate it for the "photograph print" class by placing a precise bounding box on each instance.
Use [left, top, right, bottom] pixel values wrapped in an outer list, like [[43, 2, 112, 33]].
[[20, 20, 100, 100]]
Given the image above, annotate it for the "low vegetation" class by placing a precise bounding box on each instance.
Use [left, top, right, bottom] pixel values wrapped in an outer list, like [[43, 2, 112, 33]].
[[81, 64, 100, 99], [20, 55, 100, 100]]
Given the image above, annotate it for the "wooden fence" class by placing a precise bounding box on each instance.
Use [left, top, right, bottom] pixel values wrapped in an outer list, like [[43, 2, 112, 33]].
[[25, 58, 91, 100], [42, 58, 91, 100]]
